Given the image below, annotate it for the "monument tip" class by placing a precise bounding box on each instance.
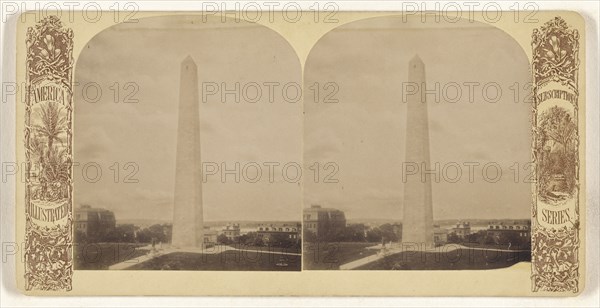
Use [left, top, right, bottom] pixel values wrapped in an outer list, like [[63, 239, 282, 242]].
[[410, 54, 424, 65], [182, 55, 196, 64]]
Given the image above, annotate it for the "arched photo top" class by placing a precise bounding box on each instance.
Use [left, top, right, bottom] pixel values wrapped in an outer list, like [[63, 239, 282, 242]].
[[303, 14, 532, 224], [73, 15, 303, 226], [306, 15, 529, 67]]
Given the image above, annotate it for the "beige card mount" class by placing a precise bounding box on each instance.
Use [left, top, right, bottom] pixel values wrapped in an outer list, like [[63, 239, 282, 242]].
[[13, 10, 586, 296]]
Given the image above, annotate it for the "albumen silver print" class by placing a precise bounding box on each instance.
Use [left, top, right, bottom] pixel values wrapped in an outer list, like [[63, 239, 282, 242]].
[[8, 6, 589, 297]]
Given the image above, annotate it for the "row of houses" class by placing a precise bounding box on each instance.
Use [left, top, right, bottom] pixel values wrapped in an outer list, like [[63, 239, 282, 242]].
[[433, 221, 532, 245], [221, 222, 302, 242], [74, 205, 302, 244], [75, 204, 531, 246]]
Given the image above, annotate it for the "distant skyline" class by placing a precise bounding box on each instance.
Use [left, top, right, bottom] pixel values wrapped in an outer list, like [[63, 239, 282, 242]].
[[114, 216, 528, 226], [115, 217, 302, 224]]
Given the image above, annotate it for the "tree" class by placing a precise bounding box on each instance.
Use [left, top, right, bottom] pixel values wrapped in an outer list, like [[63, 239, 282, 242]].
[[28, 101, 70, 202], [109, 224, 136, 243], [33, 102, 68, 201], [341, 224, 367, 242], [239, 231, 259, 246], [148, 224, 170, 243], [468, 230, 487, 243], [538, 106, 577, 198], [497, 232, 530, 249], [252, 235, 265, 247], [447, 232, 461, 244], [270, 233, 296, 248], [482, 233, 496, 245], [135, 224, 171, 243], [379, 223, 399, 242], [136, 229, 151, 243], [34, 101, 66, 162], [366, 228, 383, 242], [217, 234, 231, 245], [44, 145, 70, 199], [539, 106, 576, 156], [238, 233, 249, 245]]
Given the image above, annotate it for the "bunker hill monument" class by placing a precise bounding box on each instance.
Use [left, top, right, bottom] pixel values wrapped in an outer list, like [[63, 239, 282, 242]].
[[402, 55, 434, 247], [171, 56, 205, 247]]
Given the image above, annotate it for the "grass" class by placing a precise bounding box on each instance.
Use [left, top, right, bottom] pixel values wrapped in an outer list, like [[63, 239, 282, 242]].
[[74, 242, 149, 270], [303, 241, 531, 270], [303, 242, 379, 270], [355, 248, 531, 270], [126, 251, 301, 271]]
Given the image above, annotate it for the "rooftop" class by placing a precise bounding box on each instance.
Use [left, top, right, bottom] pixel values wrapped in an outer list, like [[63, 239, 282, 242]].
[[304, 205, 343, 212], [76, 205, 112, 213]]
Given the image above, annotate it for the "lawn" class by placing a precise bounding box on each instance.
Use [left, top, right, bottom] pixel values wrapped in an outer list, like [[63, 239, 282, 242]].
[[355, 248, 531, 270], [126, 251, 301, 271], [303, 242, 379, 270], [74, 242, 150, 270]]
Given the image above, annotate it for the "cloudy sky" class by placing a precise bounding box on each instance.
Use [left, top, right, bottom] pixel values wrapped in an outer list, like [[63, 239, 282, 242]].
[[74, 15, 302, 222], [74, 15, 532, 223], [303, 16, 532, 220]]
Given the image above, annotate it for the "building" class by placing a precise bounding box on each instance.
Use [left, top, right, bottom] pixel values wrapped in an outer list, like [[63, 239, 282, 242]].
[[256, 223, 301, 244], [452, 222, 471, 238], [487, 221, 531, 243], [433, 225, 448, 246], [74, 205, 116, 241], [303, 205, 346, 239], [222, 223, 241, 240], [391, 223, 402, 241], [203, 227, 218, 245]]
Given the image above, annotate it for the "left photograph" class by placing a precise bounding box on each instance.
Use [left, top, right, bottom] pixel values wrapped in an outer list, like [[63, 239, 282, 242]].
[[72, 15, 302, 271]]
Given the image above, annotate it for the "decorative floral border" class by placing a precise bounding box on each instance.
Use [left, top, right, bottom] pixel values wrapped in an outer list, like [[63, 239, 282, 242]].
[[19, 14, 583, 294], [531, 17, 581, 293], [24, 16, 74, 291]]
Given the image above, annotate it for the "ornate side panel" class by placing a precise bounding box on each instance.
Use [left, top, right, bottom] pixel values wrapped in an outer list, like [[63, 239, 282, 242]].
[[24, 16, 74, 291], [531, 17, 581, 293]]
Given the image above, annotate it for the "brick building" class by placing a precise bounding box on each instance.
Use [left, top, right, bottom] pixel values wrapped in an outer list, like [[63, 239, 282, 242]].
[[222, 223, 241, 240], [452, 222, 472, 239], [256, 223, 301, 244], [487, 221, 531, 244], [303, 205, 346, 239], [74, 205, 116, 241]]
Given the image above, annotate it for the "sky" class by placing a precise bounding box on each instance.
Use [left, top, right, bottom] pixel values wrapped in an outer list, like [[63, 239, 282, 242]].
[[73, 15, 302, 222], [74, 15, 532, 223], [303, 16, 532, 221]]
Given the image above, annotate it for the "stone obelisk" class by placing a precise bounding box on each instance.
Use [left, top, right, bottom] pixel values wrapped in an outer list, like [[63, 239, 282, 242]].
[[402, 55, 433, 247], [172, 56, 204, 248]]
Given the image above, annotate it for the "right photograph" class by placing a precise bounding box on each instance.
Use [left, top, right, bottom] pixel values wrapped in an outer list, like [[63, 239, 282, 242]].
[[303, 16, 533, 270]]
